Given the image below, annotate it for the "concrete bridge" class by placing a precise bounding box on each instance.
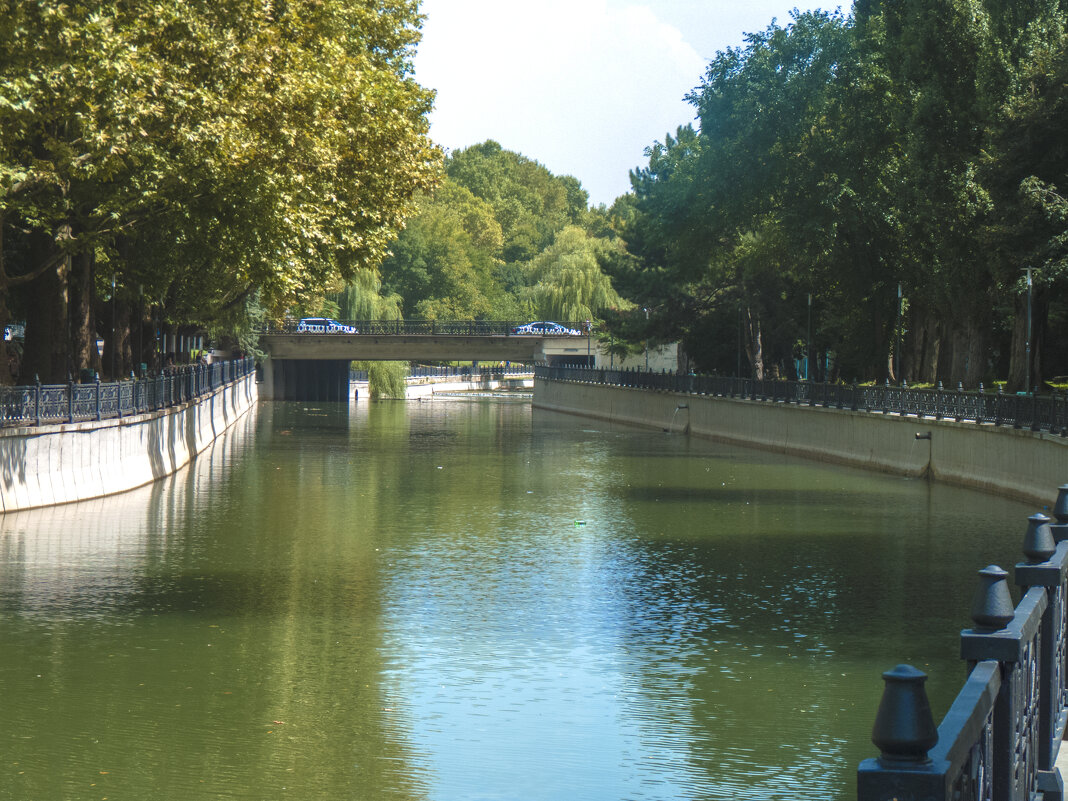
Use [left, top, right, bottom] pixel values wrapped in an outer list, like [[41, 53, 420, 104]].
[[258, 320, 594, 400]]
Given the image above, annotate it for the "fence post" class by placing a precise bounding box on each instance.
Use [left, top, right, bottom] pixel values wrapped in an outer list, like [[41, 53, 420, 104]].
[[856, 664, 942, 800], [996, 387, 1004, 427], [961, 564, 1045, 801], [67, 376, 74, 423], [33, 375, 41, 426], [1014, 513, 1068, 799], [95, 375, 102, 420]]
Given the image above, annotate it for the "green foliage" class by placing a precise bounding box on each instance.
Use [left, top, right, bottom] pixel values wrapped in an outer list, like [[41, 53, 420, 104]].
[[523, 226, 628, 321], [357, 360, 407, 399], [334, 269, 403, 321], [1, 0, 440, 378], [379, 141, 624, 326], [619, 4, 1068, 387]]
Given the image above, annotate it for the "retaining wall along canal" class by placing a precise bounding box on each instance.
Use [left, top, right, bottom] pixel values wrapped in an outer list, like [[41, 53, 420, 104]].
[[534, 376, 1068, 506], [0, 371, 257, 512]]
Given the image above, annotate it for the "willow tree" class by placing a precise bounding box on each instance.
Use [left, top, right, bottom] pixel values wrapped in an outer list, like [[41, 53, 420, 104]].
[[523, 226, 627, 323]]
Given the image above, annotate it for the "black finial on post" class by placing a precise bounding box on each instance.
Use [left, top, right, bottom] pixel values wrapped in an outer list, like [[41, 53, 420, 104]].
[[1053, 485, 1068, 525], [970, 565, 1015, 632], [1022, 513, 1055, 563], [871, 664, 938, 764]]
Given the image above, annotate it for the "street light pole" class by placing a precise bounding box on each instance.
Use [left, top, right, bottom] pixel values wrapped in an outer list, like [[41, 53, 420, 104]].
[[806, 293, 812, 381], [895, 283, 902, 383], [1026, 267, 1033, 394], [643, 307, 649, 371], [737, 305, 742, 378], [111, 274, 116, 381]]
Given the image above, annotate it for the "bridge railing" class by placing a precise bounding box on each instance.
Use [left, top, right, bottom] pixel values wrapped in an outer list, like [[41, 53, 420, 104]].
[[858, 500, 1068, 801], [0, 358, 255, 428], [535, 365, 1068, 436], [260, 319, 589, 336]]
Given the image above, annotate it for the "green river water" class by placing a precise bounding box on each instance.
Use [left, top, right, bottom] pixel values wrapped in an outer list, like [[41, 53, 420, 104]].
[[0, 396, 1037, 800]]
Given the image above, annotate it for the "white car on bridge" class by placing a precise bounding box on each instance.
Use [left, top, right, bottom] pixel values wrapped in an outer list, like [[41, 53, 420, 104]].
[[511, 321, 581, 336], [296, 318, 357, 334]]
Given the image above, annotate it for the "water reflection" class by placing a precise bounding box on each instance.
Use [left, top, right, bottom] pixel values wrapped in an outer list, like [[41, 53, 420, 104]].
[[0, 398, 1036, 800]]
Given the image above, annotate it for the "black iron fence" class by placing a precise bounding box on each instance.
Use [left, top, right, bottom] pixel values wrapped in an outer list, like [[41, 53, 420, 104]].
[[536, 366, 1068, 435], [262, 319, 588, 336], [858, 493, 1068, 801], [0, 358, 255, 428]]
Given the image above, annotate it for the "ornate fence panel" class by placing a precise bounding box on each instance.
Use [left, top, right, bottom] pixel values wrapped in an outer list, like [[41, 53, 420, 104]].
[[0, 359, 254, 429], [534, 366, 1068, 437], [859, 500, 1068, 801]]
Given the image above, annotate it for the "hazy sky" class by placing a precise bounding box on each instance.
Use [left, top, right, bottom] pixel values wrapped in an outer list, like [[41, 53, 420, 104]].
[[414, 1, 834, 206]]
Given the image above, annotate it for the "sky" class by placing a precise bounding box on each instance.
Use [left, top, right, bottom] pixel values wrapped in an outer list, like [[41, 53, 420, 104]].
[[414, 0, 835, 206]]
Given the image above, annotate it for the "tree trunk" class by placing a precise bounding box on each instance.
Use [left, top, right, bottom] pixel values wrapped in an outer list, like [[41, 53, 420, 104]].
[[20, 233, 70, 384], [945, 315, 986, 389], [907, 308, 941, 385], [101, 295, 132, 381], [69, 248, 96, 377]]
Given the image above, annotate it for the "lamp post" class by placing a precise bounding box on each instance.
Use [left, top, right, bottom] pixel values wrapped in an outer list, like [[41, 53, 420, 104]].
[[806, 293, 812, 381], [895, 283, 902, 383], [137, 284, 143, 377], [643, 307, 649, 371], [111, 274, 116, 381], [1026, 267, 1033, 395], [737, 304, 743, 378]]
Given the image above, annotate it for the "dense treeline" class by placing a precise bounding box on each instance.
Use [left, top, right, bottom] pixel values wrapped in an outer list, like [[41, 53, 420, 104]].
[[370, 140, 627, 324], [0, 0, 438, 383], [4, 1, 1066, 390], [615, 1, 1068, 389]]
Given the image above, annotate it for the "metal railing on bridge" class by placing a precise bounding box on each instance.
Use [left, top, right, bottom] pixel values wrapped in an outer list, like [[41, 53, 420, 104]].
[[261, 320, 587, 336], [858, 494, 1068, 801], [535, 365, 1068, 435], [0, 358, 255, 428]]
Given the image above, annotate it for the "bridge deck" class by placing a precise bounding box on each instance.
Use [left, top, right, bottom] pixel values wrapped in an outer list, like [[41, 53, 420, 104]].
[[260, 333, 590, 362]]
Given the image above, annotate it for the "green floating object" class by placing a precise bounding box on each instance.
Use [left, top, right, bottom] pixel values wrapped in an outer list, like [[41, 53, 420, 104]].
[[574, 520, 586, 527]]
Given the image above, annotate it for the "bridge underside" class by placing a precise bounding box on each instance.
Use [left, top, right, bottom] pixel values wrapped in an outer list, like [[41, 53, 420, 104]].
[[264, 358, 350, 402]]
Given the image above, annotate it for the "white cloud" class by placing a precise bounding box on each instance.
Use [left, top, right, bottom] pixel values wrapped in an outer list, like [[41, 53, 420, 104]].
[[415, 0, 707, 205]]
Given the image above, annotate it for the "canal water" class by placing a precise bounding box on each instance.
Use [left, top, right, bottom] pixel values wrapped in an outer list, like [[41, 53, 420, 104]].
[[0, 397, 1037, 800]]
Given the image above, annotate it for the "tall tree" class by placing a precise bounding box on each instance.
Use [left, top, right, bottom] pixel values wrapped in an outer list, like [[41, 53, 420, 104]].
[[1, 0, 440, 380]]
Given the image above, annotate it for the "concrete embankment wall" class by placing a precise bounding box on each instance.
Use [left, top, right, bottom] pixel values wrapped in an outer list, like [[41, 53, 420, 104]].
[[0, 372, 258, 512], [534, 378, 1068, 507], [351, 375, 534, 399]]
